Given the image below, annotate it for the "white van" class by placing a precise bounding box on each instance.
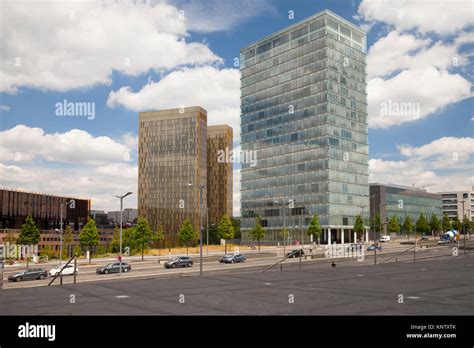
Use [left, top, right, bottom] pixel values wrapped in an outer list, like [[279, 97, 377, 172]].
[[379, 235, 391, 242]]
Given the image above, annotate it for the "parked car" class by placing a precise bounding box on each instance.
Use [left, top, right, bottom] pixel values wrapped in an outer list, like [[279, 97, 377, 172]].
[[218, 254, 234, 263], [164, 256, 193, 269], [48, 264, 78, 277], [437, 239, 450, 245], [419, 235, 429, 241], [286, 249, 304, 258], [96, 262, 131, 274], [222, 254, 246, 264], [8, 268, 48, 282], [379, 235, 391, 242], [367, 245, 382, 251]]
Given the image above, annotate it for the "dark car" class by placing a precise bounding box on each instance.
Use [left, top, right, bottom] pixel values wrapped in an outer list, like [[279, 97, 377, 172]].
[[164, 256, 193, 269], [96, 262, 131, 274], [419, 235, 429, 241], [367, 244, 382, 251], [218, 254, 234, 263], [223, 254, 246, 264], [8, 268, 48, 282], [286, 249, 304, 258]]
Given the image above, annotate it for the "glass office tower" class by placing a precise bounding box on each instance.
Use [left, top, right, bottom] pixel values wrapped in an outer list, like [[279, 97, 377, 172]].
[[138, 107, 207, 247], [240, 10, 369, 244]]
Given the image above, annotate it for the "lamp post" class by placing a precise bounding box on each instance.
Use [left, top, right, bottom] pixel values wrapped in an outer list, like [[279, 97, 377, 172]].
[[56, 199, 74, 265], [458, 199, 466, 254], [188, 182, 205, 277], [113, 192, 133, 276], [274, 199, 294, 256]]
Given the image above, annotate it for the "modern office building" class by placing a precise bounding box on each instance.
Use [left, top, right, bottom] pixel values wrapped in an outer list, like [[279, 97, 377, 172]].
[[138, 107, 208, 246], [0, 188, 90, 231], [0, 188, 91, 253], [370, 183, 443, 234], [438, 189, 474, 222], [207, 125, 233, 225], [107, 208, 138, 224], [240, 10, 369, 244]]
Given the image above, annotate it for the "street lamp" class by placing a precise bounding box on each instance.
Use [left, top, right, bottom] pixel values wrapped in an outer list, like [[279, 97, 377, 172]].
[[274, 199, 294, 255], [188, 182, 205, 277], [55, 199, 74, 265], [113, 192, 133, 276]]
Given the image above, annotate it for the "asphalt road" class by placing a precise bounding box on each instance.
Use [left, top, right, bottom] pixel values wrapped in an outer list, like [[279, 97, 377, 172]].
[[0, 245, 472, 315], [3, 242, 457, 289]]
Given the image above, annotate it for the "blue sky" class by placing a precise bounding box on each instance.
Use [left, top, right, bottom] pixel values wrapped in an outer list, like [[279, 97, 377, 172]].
[[0, 0, 473, 213]]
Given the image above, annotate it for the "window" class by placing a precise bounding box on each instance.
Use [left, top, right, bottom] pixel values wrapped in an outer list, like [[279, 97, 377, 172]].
[[347, 196, 353, 204], [343, 217, 349, 226]]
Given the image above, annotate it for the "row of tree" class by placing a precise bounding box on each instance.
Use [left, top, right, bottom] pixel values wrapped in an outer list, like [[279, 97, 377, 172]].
[[246, 212, 474, 249], [372, 213, 471, 239], [10, 212, 472, 266]]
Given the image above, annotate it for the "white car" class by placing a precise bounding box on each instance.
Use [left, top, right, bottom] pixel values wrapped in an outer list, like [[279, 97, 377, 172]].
[[379, 235, 391, 242], [48, 264, 78, 277]]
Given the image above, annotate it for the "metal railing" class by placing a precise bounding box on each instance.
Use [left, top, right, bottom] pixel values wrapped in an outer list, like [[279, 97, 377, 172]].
[[262, 248, 303, 273], [48, 254, 77, 286]]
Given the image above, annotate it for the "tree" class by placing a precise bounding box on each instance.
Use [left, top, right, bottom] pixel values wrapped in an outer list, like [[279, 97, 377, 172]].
[[442, 214, 452, 232], [403, 215, 413, 240], [352, 214, 364, 242], [217, 216, 234, 253], [230, 217, 241, 240], [280, 227, 290, 254], [387, 215, 400, 235], [110, 226, 120, 253], [122, 227, 137, 254], [249, 217, 265, 252], [429, 214, 441, 237], [452, 217, 462, 232], [63, 225, 74, 258], [134, 217, 153, 261], [79, 217, 100, 264], [308, 213, 322, 245], [40, 245, 54, 260], [178, 219, 195, 255], [152, 224, 165, 256], [73, 245, 82, 258], [462, 215, 470, 235], [370, 213, 381, 234], [17, 215, 40, 268], [415, 213, 429, 238]]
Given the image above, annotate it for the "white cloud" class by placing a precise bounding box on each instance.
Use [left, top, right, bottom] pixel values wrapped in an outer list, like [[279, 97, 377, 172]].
[[0, 105, 11, 111], [0, 1, 221, 93], [358, 0, 474, 35], [171, 0, 276, 33], [368, 66, 472, 128], [107, 66, 241, 139], [0, 162, 137, 211], [0, 125, 131, 165], [0, 125, 137, 210], [359, 1, 474, 129], [369, 136, 474, 192]]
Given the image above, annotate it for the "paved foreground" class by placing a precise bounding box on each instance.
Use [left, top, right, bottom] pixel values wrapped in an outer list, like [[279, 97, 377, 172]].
[[0, 252, 472, 315]]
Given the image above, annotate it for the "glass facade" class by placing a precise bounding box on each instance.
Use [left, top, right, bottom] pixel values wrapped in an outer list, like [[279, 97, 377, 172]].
[[207, 125, 233, 225], [240, 10, 369, 242], [370, 184, 443, 234], [138, 107, 207, 246]]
